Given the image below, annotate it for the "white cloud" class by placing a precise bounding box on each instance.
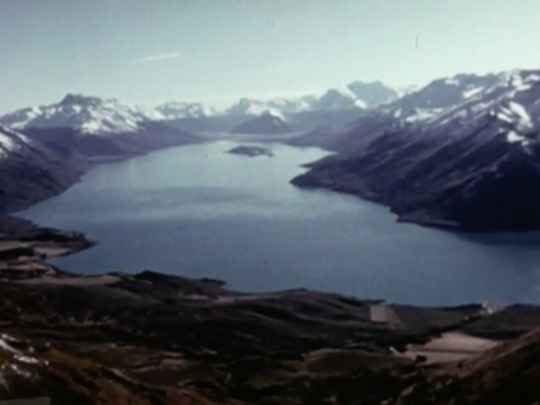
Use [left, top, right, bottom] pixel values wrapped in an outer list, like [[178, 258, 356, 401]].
[[134, 52, 181, 64]]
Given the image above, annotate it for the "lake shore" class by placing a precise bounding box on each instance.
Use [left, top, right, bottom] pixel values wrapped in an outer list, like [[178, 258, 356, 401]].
[[1, 215, 540, 402]]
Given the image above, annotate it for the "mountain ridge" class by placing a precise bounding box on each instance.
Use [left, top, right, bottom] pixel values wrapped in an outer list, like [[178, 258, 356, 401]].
[[291, 69, 540, 231]]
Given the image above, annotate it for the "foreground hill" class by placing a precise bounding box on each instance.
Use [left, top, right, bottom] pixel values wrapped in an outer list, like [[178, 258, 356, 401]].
[[0, 218, 539, 404], [292, 69, 540, 231]]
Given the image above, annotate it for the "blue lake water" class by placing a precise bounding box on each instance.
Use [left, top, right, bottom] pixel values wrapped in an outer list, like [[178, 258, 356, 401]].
[[19, 140, 540, 306]]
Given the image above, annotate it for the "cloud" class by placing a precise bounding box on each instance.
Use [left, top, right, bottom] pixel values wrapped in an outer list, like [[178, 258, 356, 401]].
[[134, 52, 181, 64]]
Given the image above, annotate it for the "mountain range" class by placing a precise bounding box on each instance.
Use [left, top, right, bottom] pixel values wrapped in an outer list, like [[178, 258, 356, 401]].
[[292, 69, 540, 231], [0, 94, 201, 158], [0, 81, 399, 139], [3, 71, 540, 231]]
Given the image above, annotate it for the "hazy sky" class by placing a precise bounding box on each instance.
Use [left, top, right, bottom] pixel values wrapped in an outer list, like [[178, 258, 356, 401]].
[[2, 0, 539, 113]]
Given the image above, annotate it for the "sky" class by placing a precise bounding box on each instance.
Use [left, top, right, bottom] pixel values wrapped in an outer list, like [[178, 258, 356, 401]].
[[1, 0, 540, 113]]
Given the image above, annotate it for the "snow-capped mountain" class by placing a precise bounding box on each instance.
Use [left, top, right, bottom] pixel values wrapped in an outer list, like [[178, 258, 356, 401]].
[[310, 89, 359, 111], [231, 111, 291, 134], [381, 70, 540, 146], [225, 81, 397, 119], [226, 96, 318, 119], [0, 94, 150, 135], [225, 91, 356, 118], [346, 81, 398, 108], [0, 94, 201, 158], [293, 69, 540, 231], [154, 102, 217, 120]]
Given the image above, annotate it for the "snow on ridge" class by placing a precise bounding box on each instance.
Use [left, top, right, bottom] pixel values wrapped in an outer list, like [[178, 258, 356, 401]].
[[227, 97, 304, 118], [508, 101, 533, 129], [333, 86, 357, 100], [495, 101, 534, 134], [0, 95, 151, 135], [155, 101, 216, 120], [463, 87, 484, 99], [492, 70, 540, 98], [0, 126, 30, 158], [405, 108, 445, 123], [444, 77, 461, 86], [355, 99, 367, 109], [258, 107, 286, 121], [506, 130, 529, 146], [0, 336, 19, 354]]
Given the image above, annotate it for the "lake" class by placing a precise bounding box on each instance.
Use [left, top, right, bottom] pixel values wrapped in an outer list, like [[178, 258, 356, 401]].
[[19, 140, 540, 306]]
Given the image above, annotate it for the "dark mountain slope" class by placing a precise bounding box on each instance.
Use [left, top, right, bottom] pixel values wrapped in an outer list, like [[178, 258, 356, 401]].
[[0, 125, 85, 213], [292, 70, 540, 231]]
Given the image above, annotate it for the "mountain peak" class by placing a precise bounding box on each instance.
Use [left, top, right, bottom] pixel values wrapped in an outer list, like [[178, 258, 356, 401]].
[[346, 81, 398, 107], [231, 111, 291, 134], [60, 93, 103, 106], [155, 101, 215, 120], [0, 95, 143, 135]]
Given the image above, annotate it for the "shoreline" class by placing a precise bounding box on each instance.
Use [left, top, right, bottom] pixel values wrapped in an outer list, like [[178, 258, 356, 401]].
[[3, 206, 540, 402], [290, 173, 540, 234], [1, 232, 540, 402]]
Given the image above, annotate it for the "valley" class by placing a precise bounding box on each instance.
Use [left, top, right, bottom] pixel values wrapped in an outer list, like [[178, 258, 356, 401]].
[[3, 2, 540, 403], [2, 68, 540, 404]]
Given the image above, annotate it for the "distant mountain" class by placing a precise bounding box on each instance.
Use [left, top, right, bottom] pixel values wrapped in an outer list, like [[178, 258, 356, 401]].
[[226, 96, 318, 118], [231, 111, 292, 134], [292, 69, 540, 231], [0, 94, 200, 157], [226, 82, 397, 119], [0, 94, 150, 135], [154, 102, 217, 120], [221, 82, 397, 132], [0, 125, 85, 213], [346, 81, 398, 108], [396, 84, 421, 98], [380, 72, 505, 122], [311, 88, 359, 111]]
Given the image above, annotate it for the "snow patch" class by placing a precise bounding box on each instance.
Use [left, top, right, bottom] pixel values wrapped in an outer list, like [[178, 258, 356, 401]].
[[0, 337, 19, 354], [0, 133, 16, 153], [355, 98, 367, 109], [508, 101, 533, 129], [405, 108, 445, 123], [8, 363, 32, 379], [496, 101, 534, 132], [445, 77, 461, 86], [506, 130, 528, 145], [463, 87, 483, 99], [15, 355, 40, 365]]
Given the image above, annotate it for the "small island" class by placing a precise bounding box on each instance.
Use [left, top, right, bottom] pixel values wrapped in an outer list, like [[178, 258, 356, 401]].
[[227, 145, 274, 157]]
